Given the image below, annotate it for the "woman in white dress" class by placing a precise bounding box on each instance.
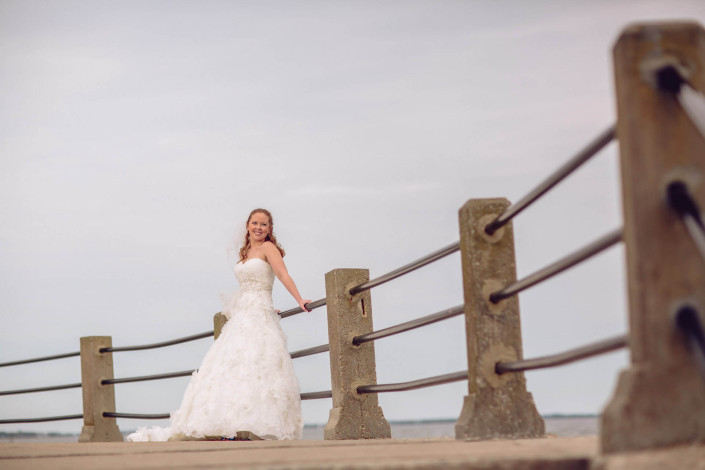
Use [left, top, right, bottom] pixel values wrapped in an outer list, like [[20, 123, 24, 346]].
[[128, 208, 310, 441]]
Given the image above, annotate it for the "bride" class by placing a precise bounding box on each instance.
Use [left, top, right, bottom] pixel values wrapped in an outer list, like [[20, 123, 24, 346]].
[[128, 208, 310, 441]]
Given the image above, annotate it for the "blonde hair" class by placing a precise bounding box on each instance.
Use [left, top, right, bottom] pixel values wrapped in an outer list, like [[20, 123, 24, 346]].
[[238, 208, 285, 262]]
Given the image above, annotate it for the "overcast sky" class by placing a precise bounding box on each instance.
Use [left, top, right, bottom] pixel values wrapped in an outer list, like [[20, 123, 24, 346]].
[[2, 0, 705, 435]]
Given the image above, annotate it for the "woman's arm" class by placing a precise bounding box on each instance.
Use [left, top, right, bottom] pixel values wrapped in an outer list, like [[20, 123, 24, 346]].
[[263, 242, 311, 312]]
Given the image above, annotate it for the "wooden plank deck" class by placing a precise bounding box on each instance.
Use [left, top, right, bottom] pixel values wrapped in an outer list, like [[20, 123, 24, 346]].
[[4, 435, 703, 469], [1, 436, 596, 469]]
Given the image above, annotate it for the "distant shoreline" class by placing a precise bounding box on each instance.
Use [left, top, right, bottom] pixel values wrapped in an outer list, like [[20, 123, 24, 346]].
[[355, 414, 598, 426]]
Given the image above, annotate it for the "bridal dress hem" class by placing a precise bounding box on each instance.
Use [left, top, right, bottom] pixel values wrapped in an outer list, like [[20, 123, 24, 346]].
[[127, 258, 303, 442]]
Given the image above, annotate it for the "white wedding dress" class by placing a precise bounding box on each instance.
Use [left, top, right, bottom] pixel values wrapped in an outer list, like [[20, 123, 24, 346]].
[[127, 258, 303, 441]]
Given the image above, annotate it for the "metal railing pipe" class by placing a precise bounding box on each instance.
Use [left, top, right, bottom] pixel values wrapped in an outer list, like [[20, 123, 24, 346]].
[[349, 242, 460, 296], [101, 345, 329, 387], [103, 390, 334, 420], [679, 82, 705, 140], [490, 228, 623, 303], [0, 382, 82, 396], [290, 344, 329, 359], [0, 351, 80, 368], [301, 390, 333, 400], [0, 414, 83, 424], [279, 298, 327, 319], [667, 181, 705, 262], [653, 63, 705, 142], [102, 370, 195, 386], [674, 305, 705, 379], [681, 215, 705, 262], [485, 125, 616, 235], [103, 412, 169, 420], [496, 334, 628, 374], [352, 305, 464, 345], [100, 331, 213, 353], [356, 370, 467, 394]]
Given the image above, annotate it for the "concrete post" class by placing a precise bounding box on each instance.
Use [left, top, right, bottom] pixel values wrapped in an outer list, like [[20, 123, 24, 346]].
[[214, 312, 227, 340], [324, 268, 391, 440], [455, 198, 544, 440], [600, 22, 705, 453], [78, 336, 123, 442]]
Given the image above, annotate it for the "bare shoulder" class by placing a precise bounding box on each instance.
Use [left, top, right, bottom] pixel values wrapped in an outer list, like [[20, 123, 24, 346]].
[[262, 241, 281, 256]]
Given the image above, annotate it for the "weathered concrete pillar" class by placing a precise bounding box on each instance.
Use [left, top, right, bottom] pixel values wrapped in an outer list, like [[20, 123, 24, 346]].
[[600, 22, 705, 454], [214, 312, 227, 340], [78, 336, 123, 442], [324, 268, 391, 440], [455, 198, 544, 440]]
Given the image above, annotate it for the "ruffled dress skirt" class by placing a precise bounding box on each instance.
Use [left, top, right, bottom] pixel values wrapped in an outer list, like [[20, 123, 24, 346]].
[[127, 258, 303, 441]]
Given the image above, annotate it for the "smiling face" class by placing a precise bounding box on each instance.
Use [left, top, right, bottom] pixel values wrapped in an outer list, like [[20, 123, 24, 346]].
[[247, 211, 271, 243]]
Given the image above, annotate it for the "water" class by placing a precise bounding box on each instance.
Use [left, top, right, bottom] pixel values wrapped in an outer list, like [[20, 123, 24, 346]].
[[1, 416, 597, 442], [303, 415, 598, 440]]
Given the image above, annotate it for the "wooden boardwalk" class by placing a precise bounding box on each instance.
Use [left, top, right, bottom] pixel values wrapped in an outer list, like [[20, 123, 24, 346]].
[[1, 436, 597, 469], [3, 435, 703, 469]]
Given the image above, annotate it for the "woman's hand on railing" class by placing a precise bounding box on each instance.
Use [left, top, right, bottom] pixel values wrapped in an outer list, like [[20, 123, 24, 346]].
[[299, 299, 312, 312]]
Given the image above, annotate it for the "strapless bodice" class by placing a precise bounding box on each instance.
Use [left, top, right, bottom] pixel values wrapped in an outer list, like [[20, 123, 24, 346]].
[[234, 258, 275, 292]]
